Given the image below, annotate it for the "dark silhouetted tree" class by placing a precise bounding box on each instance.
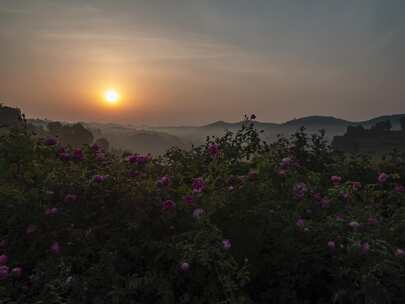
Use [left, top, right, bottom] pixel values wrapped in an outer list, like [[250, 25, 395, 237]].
[[400, 117, 405, 131], [0, 105, 23, 128]]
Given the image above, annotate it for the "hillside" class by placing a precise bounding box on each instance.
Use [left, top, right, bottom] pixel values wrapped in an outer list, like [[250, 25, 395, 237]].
[[152, 114, 405, 144]]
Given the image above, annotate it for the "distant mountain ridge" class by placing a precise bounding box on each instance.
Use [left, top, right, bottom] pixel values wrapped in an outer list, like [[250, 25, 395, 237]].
[[197, 114, 405, 129], [150, 113, 405, 145]]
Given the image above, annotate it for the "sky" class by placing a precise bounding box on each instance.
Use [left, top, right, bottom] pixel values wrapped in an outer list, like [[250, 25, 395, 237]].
[[0, 0, 404, 125]]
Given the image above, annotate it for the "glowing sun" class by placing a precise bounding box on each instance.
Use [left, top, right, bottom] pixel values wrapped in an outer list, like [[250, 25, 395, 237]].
[[103, 89, 120, 105]]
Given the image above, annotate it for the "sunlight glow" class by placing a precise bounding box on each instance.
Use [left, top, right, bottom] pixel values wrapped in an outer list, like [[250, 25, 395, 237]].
[[104, 89, 120, 105]]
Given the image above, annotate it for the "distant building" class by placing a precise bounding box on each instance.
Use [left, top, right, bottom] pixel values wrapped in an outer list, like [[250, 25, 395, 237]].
[[332, 118, 405, 153]]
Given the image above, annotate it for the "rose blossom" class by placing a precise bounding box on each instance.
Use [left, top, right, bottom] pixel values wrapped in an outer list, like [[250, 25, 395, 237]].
[[64, 194, 77, 203], [223, 239, 232, 250], [208, 144, 220, 158], [192, 177, 206, 193], [378, 172, 389, 184], [349, 221, 360, 230], [26, 224, 37, 234], [328, 241, 336, 251], [179, 262, 190, 272], [331, 175, 342, 186], [45, 207, 58, 216], [162, 200, 176, 211], [192, 208, 205, 219], [183, 195, 194, 205], [293, 183, 308, 199], [157, 175, 171, 187], [50, 242, 61, 255], [0, 254, 8, 265], [395, 248, 405, 257], [0, 266, 9, 280]]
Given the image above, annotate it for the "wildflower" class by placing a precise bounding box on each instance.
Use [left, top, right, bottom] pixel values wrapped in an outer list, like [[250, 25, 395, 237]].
[[59, 152, 71, 161], [378, 172, 389, 184], [296, 218, 305, 228], [395, 184, 405, 193], [223, 239, 232, 250], [45, 137, 57, 146], [128, 170, 140, 178], [340, 191, 350, 201], [192, 208, 205, 219], [93, 175, 107, 183], [336, 213, 344, 221], [320, 197, 330, 208], [277, 169, 286, 176], [128, 154, 138, 164], [367, 217, 378, 225], [184, 195, 194, 205], [192, 177, 206, 193], [280, 157, 293, 170], [351, 181, 362, 191], [45, 207, 58, 216], [26, 224, 37, 234], [395, 248, 405, 257], [313, 192, 322, 202], [129, 154, 150, 165], [137, 155, 151, 165], [328, 241, 336, 251], [293, 182, 308, 199], [179, 262, 190, 272], [157, 175, 171, 187], [162, 200, 176, 211], [0, 254, 8, 265], [11, 267, 22, 278], [208, 144, 220, 158], [91, 144, 100, 152], [349, 221, 360, 230], [64, 194, 77, 203], [331, 175, 342, 186], [50, 242, 61, 255], [73, 148, 83, 161], [0, 266, 9, 280], [96, 152, 105, 161], [361, 242, 370, 254]]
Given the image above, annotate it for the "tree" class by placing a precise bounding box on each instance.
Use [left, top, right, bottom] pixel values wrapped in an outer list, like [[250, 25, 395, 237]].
[[373, 120, 392, 132], [48, 122, 63, 134], [0, 105, 23, 128], [400, 117, 405, 131]]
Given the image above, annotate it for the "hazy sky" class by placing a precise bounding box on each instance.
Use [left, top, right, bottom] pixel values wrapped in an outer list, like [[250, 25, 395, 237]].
[[1, 0, 404, 125]]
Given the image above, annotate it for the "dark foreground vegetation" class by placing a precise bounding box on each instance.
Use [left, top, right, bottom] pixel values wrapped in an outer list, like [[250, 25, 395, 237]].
[[1, 114, 405, 304]]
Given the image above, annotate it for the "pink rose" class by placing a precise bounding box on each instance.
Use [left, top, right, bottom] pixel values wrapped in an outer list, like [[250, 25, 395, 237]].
[[0, 265, 9, 280], [50, 242, 61, 255], [179, 262, 190, 272], [223, 239, 232, 250], [331, 176, 342, 186], [327, 241, 336, 251], [0, 254, 8, 265], [378, 172, 389, 184], [162, 200, 176, 211]]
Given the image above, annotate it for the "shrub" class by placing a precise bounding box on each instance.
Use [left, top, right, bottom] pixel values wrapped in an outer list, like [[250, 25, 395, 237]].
[[1, 118, 405, 303]]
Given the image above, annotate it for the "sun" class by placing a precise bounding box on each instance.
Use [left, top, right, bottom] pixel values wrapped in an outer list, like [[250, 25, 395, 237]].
[[103, 89, 120, 105]]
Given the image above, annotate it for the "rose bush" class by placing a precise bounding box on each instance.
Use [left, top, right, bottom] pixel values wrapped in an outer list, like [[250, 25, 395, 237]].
[[1, 117, 405, 303]]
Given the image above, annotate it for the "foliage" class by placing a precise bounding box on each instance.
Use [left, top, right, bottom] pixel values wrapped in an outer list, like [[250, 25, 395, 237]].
[[1, 116, 405, 303]]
